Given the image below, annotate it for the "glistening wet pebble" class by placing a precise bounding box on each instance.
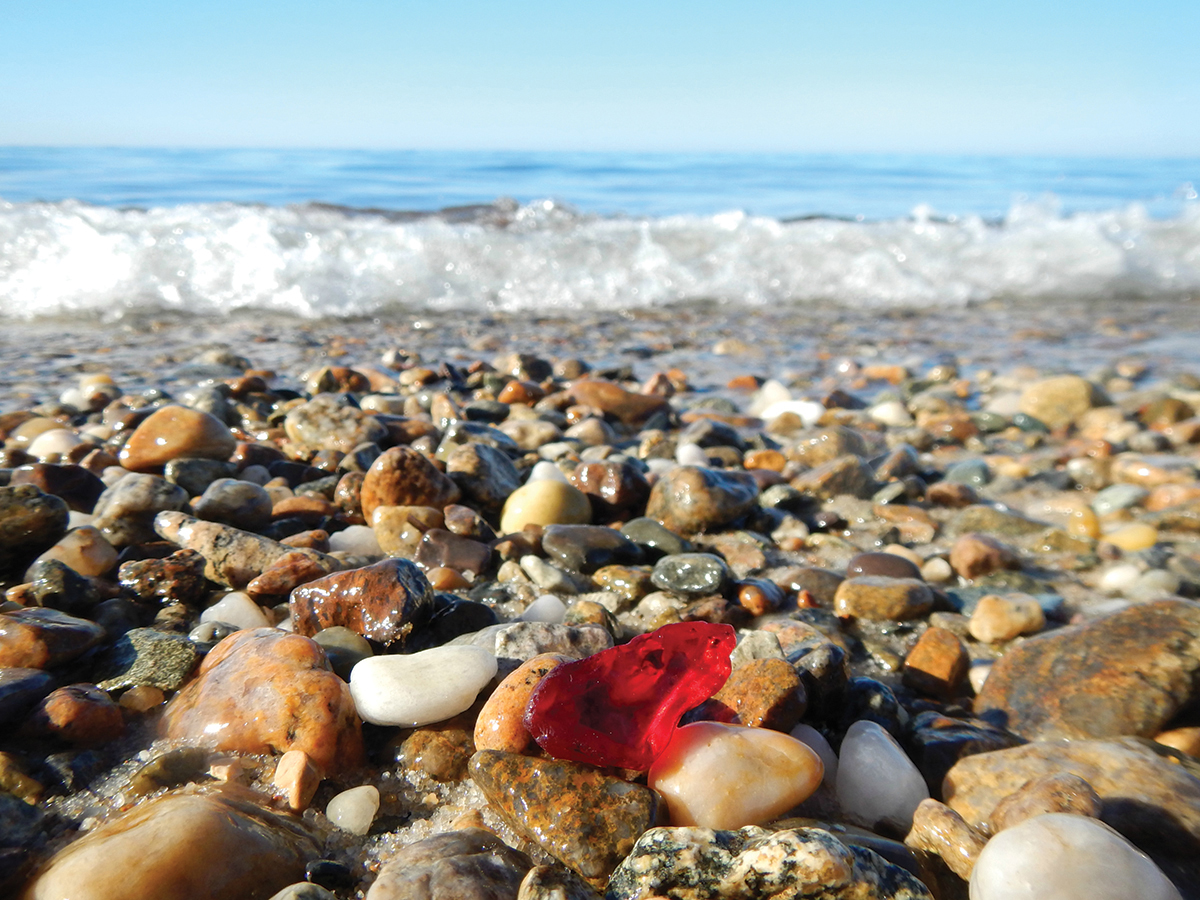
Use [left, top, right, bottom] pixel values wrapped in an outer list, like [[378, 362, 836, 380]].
[[1, 302, 1199, 899]]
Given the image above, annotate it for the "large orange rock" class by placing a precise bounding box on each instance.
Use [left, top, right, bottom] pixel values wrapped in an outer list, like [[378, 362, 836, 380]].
[[118, 406, 237, 472], [164, 628, 362, 774], [360, 447, 461, 520]]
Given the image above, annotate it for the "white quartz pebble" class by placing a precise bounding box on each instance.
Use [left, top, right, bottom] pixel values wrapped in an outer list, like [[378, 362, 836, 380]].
[[200, 591, 271, 630], [836, 719, 930, 833], [328, 524, 382, 555], [520, 593, 567, 623], [789, 723, 838, 788], [869, 400, 915, 428], [970, 813, 1182, 900], [760, 400, 826, 428], [326, 785, 380, 836], [28, 428, 84, 459], [675, 442, 709, 466], [350, 646, 498, 727], [1099, 563, 1141, 594], [527, 460, 570, 483]]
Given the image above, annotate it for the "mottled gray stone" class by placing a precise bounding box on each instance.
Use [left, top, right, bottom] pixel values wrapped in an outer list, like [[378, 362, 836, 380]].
[[366, 828, 532, 900], [93, 474, 189, 547], [93, 627, 201, 692]]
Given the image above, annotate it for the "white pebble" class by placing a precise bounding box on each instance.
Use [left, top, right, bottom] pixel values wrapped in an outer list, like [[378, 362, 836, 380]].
[[1099, 564, 1141, 594], [645, 458, 676, 477], [869, 400, 915, 428], [328, 524, 382, 555], [789, 723, 838, 788], [970, 813, 1181, 900], [67, 511, 96, 529], [969, 660, 993, 693], [675, 443, 709, 466], [201, 592, 271, 630], [1128, 569, 1182, 601], [28, 428, 84, 459], [835, 719, 929, 832], [747, 379, 792, 416], [326, 785, 380, 836], [760, 400, 826, 428], [520, 593, 567, 623], [527, 460, 570, 483], [350, 646, 498, 727]]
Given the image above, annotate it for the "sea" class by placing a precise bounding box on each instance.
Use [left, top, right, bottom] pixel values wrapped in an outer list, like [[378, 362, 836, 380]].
[[0, 148, 1197, 321]]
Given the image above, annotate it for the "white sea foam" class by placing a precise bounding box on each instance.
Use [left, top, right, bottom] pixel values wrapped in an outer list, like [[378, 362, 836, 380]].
[[1, 196, 1197, 319]]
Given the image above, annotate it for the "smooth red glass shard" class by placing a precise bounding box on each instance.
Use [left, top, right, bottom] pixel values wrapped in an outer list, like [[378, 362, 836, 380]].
[[523, 621, 736, 770]]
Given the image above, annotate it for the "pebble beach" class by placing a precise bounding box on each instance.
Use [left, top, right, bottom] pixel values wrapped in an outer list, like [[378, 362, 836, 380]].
[[1, 293, 1199, 900]]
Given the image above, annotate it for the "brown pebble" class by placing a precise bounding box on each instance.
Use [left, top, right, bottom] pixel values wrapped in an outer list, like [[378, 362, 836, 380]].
[[949, 532, 1021, 579], [927, 482, 979, 507], [709, 657, 807, 731], [904, 798, 986, 880], [474, 653, 572, 754], [988, 772, 1102, 833], [903, 627, 969, 699], [118, 406, 237, 473], [427, 566, 471, 591], [24, 683, 124, 745], [118, 685, 165, 713], [273, 748, 322, 810], [833, 577, 934, 621], [360, 446, 461, 520], [1154, 725, 1200, 757]]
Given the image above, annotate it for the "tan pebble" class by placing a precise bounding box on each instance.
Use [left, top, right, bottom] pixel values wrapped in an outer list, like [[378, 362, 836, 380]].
[[743, 449, 786, 472], [648, 721, 823, 829], [882, 544, 924, 569], [1066, 507, 1101, 539], [273, 748, 322, 811], [921, 557, 954, 583], [499, 479, 591, 533], [427, 566, 471, 591], [118, 685, 165, 713], [1018, 375, 1106, 430], [450, 809, 491, 832], [988, 772, 1102, 833], [903, 627, 969, 699], [904, 798, 987, 880], [208, 756, 253, 783], [968, 594, 1045, 644], [710, 657, 806, 730], [1111, 453, 1198, 487], [1153, 726, 1200, 757], [10, 417, 64, 446], [833, 577, 934, 621], [473, 653, 572, 753], [371, 504, 444, 556], [360, 446, 461, 520], [119, 406, 237, 472], [949, 532, 1021, 580], [30, 525, 118, 578], [1145, 483, 1200, 511], [1103, 521, 1158, 551]]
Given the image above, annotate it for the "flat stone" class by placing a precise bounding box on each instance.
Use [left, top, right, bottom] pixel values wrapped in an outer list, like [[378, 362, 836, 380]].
[[619, 517, 694, 558], [349, 645, 497, 727], [92, 627, 201, 692], [949, 505, 1049, 538], [1019, 375, 1109, 430], [19, 785, 317, 900], [470, 749, 665, 889], [650, 552, 731, 596], [847, 551, 921, 580], [192, 478, 274, 532], [290, 558, 434, 647], [164, 628, 363, 775], [542, 524, 641, 574], [606, 825, 934, 900], [365, 828, 533, 900], [645, 466, 759, 535], [359, 446, 461, 522], [648, 722, 823, 829], [943, 737, 1200, 893], [154, 511, 339, 589], [567, 379, 670, 426], [970, 813, 1182, 900], [974, 599, 1200, 740], [119, 406, 237, 472], [833, 577, 934, 621], [0, 608, 105, 670]]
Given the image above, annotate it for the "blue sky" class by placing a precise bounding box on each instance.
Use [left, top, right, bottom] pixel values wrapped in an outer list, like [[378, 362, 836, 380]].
[[2, 0, 1197, 155]]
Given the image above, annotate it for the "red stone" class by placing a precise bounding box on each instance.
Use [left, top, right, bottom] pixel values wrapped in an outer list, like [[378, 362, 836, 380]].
[[524, 621, 736, 770]]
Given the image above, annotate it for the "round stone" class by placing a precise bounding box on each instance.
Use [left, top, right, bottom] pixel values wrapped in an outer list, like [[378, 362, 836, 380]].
[[647, 721, 824, 829], [846, 551, 921, 580], [326, 785, 380, 836], [119, 406, 237, 472], [349, 645, 497, 727], [499, 480, 592, 534]]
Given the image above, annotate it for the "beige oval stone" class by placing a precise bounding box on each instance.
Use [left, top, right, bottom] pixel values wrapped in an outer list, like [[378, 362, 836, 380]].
[[20, 785, 316, 900], [474, 653, 572, 753], [1103, 521, 1158, 551], [648, 721, 823, 829], [499, 480, 591, 534], [118, 406, 236, 472], [29, 525, 118, 578], [968, 594, 1045, 644], [1018, 375, 1107, 431]]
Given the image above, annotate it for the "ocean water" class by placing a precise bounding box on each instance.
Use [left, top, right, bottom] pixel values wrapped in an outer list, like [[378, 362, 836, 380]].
[[0, 148, 1197, 320]]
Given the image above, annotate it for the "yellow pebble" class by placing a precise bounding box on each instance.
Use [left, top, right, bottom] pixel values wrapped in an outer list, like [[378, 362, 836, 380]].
[[1104, 522, 1158, 551], [1066, 507, 1100, 540]]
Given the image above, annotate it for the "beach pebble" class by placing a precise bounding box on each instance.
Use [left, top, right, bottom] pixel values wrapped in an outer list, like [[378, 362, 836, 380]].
[[165, 628, 363, 774], [29, 525, 117, 578], [988, 772, 1102, 832], [568, 379, 669, 426], [200, 591, 271, 630], [569, 460, 650, 523], [290, 558, 434, 646], [270, 884, 336, 900], [446, 442, 522, 513], [19, 786, 317, 900], [519, 593, 567, 623], [360, 446, 461, 520], [846, 551, 921, 580], [902, 626, 968, 698], [326, 784, 379, 835], [192, 478, 274, 531], [119, 405, 237, 472], [272, 748, 322, 812], [92, 627, 201, 692], [10, 463, 106, 513], [975, 599, 1200, 740], [833, 577, 933, 620], [284, 396, 386, 453], [328, 523, 382, 555], [790, 455, 878, 501], [542, 523, 641, 573], [0, 483, 71, 576], [709, 657, 806, 730], [650, 552, 730, 595], [246, 550, 338, 599], [365, 828, 532, 900], [118, 548, 208, 605], [520, 555, 592, 594], [92, 474, 189, 546], [1092, 483, 1149, 516], [761, 399, 826, 427], [349, 645, 496, 726], [1098, 562, 1141, 593], [645, 465, 759, 534], [526, 460, 570, 483], [1103, 521, 1159, 551], [970, 813, 1182, 900], [949, 532, 1021, 579], [0, 607, 106, 669], [903, 798, 986, 880], [470, 749, 663, 888], [24, 683, 124, 745], [474, 653, 572, 753], [789, 723, 838, 786], [1018, 375, 1108, 430], [836, 719, 930, 833], [500, 479, 592, 533], [648, 722, 823, 829], [0, 668, 55, 726], [414, 528, 492, 574], [968, 593, 1045, 643], [620, 517, 693, 557]]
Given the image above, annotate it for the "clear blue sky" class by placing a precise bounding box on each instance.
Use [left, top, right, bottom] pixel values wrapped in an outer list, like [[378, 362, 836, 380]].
[[3, 0, 1196, 155]]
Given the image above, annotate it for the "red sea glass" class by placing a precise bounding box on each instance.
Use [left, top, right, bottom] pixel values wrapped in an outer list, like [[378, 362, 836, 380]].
[[523, 620, 736, 770]]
